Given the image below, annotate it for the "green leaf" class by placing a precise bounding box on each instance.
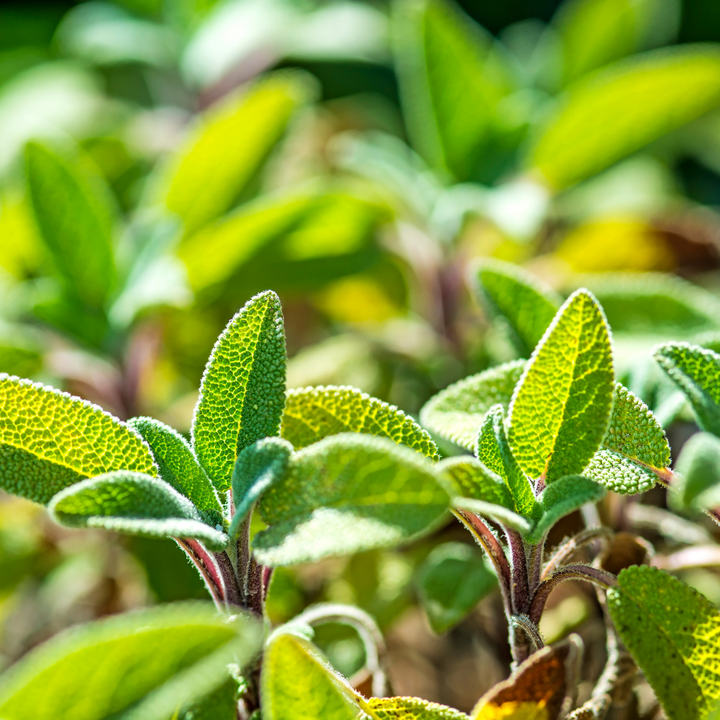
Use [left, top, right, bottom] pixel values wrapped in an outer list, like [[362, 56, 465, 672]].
[[153, 74, 311, 235], [49, 472, 228, 551], [672, 432, 720, 511], [25, 142, 116, 309], [438, 456, 514, 509], [527, 475, 606, 543], [262, 630, 361, 720], [471, 259, 561, 357], [0, 603, 261, 720], [192, 291, 287, 492], [230, 437, 293, 537], [254, 434, 449, 566], [179, 677, 238, 720], [530, 47, 720, 189], [655, 343, 720, 436], [584, 383, 670, 494], [507, 289, 614, 483], [416, 542, 497, 634], [0, 375, 157, 505], [607, 566, 720, 720], [452, 497, 533, 534], [476, 406, 539, 520], [392, 0, 517, 183], [282, 385, 439, 460], [128, 417, 222, 523], [366, 696, 468, 719], [420, 360, 525, 451]]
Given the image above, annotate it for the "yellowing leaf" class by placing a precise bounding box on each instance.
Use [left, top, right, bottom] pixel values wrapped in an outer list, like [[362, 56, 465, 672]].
[[366, 695, 468, 718]]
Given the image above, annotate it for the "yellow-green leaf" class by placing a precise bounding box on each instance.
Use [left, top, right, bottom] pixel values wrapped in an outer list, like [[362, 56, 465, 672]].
[[366, 696, 468, 719]]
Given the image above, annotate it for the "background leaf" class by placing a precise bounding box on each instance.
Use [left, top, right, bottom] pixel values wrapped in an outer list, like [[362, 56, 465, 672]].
[[282, 385, 439, 460], [192, 290, 286, 492], [254, 434, 449, 566], [672, 432, 720, 511], [607, 566, 720, 720], [0, 375, 156, 504]]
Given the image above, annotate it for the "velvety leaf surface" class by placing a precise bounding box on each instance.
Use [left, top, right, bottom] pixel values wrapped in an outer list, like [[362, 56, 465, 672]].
[[472, 259, 561, 356], [420, 360, 525, 451], [283, 385, 439, 460], [366, 696, 468, 719], [416, 542, 497, 633], [155, 74, 309, 235], [0, 375, 157, 504], [128, 417, 221, 520], [25, 142, 116, 308], [452, 497, 532, 534], [508, 290, 614, 483], [0, 603, 261, 720], [254, 434, 449, 566], [655, 343, 720, 436], [607, 566, 720, 720], [262, 630, 361, 720], [672, 432, 720, 511], [438, 456, 514, 509], [530, 47, 720, 189], [49, 472, 229, 551], [192, 291, 286, 492]]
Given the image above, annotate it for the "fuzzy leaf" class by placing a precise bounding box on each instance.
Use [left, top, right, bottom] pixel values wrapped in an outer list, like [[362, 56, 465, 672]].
[[366, 696, 468, 719], [655, 343, 720, 436], [530, 47, 720, 189], [128, 417, 222, 522], [154, 74, 310, 235], [452, 497, 533, 534], [672, 432, 720, 511], [262, 630, 361, 720], [283, 385, 439, 460], [49, 471, 228, 551], [25, 142, 116, 308], [508, 290, 614, 483], [607, 566, 720, 720], [584, 383, 670, 494], [0, 603, 261, 720], [416, 542, 497, 634], [230, 437, 293, 536], [0, 375, 157, 505], [192, 291, 286, 492], [420, 360, 525, 451], [254, 434, 449, 566], [438, 456, 514, 509], [472, 259, 561, 356]]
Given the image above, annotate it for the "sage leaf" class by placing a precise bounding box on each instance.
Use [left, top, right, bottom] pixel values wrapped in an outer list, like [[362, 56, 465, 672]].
[[254, 434, 450, 566], [416, 542, 497, 634], [607, 566, 720, 720], [192, 290, 286, 492], [282, 385, 439, 460], [128, 417, 222, 523], [438, 456, 514, 510], [366, 696, 468, 719], [25, 142, 116, 308], [530, 47, 720, 189], [420, 360, 525, 451], [655, 342, 720, 436], [0, 374, 157, 504], [179, 678, 238, 720], [452, 497, 533, 535], [262, 630, 361, 720], [672, 432, 720, 511], [49, 471, 229, 551], [0, 603, 261, 720], [472, 259, 561, 356], [507, 289, 614, 483]]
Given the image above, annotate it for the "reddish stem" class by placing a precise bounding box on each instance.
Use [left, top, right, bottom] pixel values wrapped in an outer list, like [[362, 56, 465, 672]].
[[176, 538, 225, 609]]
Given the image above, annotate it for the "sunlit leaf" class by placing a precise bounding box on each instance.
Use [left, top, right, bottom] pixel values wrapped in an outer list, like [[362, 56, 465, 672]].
[[366, 695, 468, 718], [438, 456, 514, 509]]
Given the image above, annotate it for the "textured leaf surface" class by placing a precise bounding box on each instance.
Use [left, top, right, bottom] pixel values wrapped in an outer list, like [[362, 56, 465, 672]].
[[438, 456, 514, 509], [0, 603, 261, 720], [472, 259, 561, 356], [49, 472, 228, 551], [508, 290, 614, 483], [672, 432, 720, 511], [530, 47, 720, 189], [453, 498, 533, 534], [262, 631, 361, 720], [417, 542, 497, 633], [155, 74, 309, 235], [254, 434, 449, 565], [283, 385, 439, 460], [420, 360, 525, 451], [655, 343, 720, 436], [128, 417, 221, 521], [25, 142, 116, 308], [607, 566, 720, 720], [584, 383, 670, 494], [0, 375, 156, 504], [366, 696, 468, 719], [192, 291, 286, 492]]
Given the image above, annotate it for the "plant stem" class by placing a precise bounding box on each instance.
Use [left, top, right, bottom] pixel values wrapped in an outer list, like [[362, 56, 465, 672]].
[[542, 527, 612, 580], [176, 538, 225, 610], [527, 536, 546, 596], [504, 528, 529, 614], [215, 551, 243, 609]]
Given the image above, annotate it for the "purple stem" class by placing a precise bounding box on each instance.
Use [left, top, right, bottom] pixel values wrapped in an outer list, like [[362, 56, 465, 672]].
[[176, 538, 225, 609], [215, 551, 243, 609], [542, 526, 612, 581], [504, 527, 530, 615]]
